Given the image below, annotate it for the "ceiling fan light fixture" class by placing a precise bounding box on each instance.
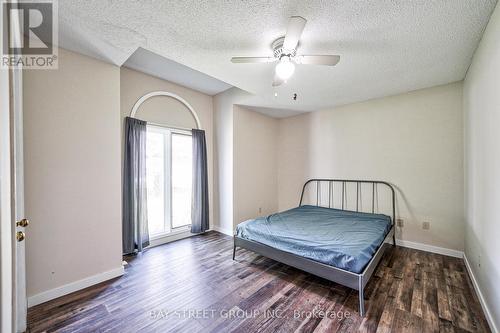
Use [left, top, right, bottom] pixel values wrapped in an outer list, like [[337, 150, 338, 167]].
[[275, 56, 295, 80], [230, 16, 340, 87]]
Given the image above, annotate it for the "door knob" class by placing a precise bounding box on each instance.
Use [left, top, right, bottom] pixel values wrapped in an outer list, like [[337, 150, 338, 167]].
[[16, 231, 25, 242], [16, 218, 29, 227]]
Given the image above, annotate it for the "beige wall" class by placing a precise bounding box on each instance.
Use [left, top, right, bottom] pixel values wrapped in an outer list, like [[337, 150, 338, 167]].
[[120, 67, 214, 228], [278, 82, 464, 251], [23, 48, 122, 297], [464, 1, 500, 330], [233, 106, 279, 227], [23, 53, 217, 302]]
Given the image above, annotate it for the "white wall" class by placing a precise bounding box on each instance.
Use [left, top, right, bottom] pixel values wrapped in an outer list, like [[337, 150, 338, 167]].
[[278, 82, 464, 251], [233, 106, 279, 226], [464, 1, 500, 330], [23, 48, 122, 298], [120, 67, 215, 230]]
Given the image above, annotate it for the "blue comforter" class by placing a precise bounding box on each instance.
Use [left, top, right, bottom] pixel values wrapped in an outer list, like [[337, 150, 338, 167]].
[[235, 205, 391, 273]]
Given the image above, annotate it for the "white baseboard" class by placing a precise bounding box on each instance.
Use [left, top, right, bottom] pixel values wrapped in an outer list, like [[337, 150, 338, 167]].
[[463, 254, 498, 333], [27, 266, 124, 308], [396, 239, 463, 258], [212, 225, 234, 237]]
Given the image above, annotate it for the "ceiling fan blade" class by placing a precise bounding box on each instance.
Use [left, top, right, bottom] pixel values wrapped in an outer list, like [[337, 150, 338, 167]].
[[296, 55, 340, 66], [283, 16, 307, 51], [231, 56, 276, 63], [272, 74, 285, 87]]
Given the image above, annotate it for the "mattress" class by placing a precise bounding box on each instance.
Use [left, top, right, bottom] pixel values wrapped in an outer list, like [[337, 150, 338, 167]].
[[235, 205, 392, 274]]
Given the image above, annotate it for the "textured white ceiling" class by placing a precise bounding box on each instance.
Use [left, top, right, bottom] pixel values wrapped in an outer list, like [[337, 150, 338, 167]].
[[56, 0, 497, 116]]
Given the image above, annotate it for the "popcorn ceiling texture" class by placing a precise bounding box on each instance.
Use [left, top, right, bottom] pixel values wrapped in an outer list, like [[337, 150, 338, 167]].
[[57, 0, 497, 114]]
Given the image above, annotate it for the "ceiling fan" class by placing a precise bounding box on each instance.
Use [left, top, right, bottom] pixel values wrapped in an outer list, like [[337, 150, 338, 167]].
[[231, 16, 340, 87]]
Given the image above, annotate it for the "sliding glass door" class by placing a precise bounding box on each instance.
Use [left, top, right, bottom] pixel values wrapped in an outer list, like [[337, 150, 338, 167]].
[[146, 125, 192, 238]]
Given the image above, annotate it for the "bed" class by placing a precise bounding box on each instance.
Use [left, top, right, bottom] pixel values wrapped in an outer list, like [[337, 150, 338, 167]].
[[233, 179, 396, 316]]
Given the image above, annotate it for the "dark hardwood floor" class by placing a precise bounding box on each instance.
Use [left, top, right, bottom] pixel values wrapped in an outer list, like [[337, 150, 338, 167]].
[[28, 231, 490, 333]]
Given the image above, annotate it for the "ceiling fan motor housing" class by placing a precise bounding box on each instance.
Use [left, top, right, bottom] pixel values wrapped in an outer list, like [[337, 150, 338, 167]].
[[272, 37, 297, 59]]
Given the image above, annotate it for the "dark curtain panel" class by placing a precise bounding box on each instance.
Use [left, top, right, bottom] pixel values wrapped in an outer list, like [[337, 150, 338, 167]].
[[191, 129, 209, 233], [123, 117, 150, 254]]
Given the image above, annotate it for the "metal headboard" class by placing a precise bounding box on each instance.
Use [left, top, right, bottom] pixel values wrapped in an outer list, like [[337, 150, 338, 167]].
[[299, 179, 396, 225]]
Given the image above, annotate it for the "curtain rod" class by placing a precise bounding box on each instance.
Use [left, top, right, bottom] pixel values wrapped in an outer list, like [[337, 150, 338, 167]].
[[146, 121, 194, 132]]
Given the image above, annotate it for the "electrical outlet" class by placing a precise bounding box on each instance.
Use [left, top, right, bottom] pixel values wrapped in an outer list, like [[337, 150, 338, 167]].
[[422, 221, 430, 230], [396, 219, 404, 227], [258, 207, 262, 214]]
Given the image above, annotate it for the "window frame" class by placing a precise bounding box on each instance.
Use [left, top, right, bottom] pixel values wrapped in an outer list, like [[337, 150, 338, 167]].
[[146, 124, 192, 240], [169, 130, 193, 230]]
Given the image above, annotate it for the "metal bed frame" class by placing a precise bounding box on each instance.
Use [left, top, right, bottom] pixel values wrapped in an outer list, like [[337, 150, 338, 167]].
[[233, 179, 396, 316]]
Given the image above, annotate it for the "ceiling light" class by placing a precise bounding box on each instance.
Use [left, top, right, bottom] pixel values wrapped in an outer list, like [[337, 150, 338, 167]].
[[275, 56, 295, 80]]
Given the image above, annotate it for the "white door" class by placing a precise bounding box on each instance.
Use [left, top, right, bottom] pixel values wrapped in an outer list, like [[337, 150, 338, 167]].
[[0, 64, 26, 333], [0, 59, 15, 333], [12, 61, 27, 333], [2, 1, 28, 331]]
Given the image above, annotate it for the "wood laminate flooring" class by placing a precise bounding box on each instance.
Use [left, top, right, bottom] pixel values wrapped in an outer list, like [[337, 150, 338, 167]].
[[27, 231, 490, 333]]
